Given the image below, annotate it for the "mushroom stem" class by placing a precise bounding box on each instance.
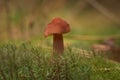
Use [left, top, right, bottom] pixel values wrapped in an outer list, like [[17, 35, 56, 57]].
[[53, 34, 64, 54]]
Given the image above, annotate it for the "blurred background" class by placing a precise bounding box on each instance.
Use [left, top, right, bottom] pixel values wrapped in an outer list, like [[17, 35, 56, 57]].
[[0, 0, 120, 49]]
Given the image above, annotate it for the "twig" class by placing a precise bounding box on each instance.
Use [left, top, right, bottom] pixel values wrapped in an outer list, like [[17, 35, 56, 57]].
[[68, 35, 120, 40], [4, 0, 12, 38], [85, 0, 120, 25], [94, 67, 120, 71]]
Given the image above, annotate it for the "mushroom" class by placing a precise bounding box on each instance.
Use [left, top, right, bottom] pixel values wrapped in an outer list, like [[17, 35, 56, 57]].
[[44, 17, 70, 54]]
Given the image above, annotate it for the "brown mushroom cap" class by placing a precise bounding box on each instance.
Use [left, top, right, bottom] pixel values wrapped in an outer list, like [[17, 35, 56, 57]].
[[44, 17, 70, 37]]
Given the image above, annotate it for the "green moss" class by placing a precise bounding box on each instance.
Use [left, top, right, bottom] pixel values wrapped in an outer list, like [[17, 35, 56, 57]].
[[0, 42, 120, 80]]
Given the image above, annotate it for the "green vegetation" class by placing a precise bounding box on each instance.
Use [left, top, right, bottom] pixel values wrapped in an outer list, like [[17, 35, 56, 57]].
[[0, 43, 120, 80]]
